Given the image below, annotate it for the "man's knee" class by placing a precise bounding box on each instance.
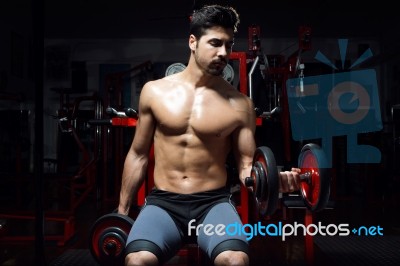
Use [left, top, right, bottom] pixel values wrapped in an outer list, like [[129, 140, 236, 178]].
[[125, 251, 158, 266], [214, 250, 249, 266]]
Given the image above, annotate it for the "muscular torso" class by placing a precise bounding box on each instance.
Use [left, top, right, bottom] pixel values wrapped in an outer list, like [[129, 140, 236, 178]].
[[148, 74, 250, 194]]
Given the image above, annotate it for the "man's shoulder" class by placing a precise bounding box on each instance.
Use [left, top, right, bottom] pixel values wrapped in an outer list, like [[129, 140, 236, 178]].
[[224, 85, 252, 104], [224, 89, 254, 115], [144, 75, 179, 89], [141, 77, 171, 94], [143, 77, 166, 87]]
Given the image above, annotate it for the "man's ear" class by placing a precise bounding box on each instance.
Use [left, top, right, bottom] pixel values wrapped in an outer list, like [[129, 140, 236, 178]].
[[189, 34, 197, 50]]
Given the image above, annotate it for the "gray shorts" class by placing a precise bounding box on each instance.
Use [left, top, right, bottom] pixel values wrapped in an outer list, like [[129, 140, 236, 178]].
[[125, 187, 249, 264]]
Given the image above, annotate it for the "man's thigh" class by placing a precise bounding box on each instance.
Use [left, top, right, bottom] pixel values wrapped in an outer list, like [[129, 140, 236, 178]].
[[197, 202, 249, 262], [125, 205, 183, 263]]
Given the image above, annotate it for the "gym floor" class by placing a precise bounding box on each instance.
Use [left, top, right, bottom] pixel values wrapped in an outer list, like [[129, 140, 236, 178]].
[[1, 186, 400, 266]]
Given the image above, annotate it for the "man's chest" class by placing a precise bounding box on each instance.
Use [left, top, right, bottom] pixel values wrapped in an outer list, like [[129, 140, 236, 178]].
[[153, 96, 241, 138]]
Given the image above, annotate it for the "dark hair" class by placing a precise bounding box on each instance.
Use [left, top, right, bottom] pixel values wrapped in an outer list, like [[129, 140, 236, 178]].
[[189, 5, 240, 39]]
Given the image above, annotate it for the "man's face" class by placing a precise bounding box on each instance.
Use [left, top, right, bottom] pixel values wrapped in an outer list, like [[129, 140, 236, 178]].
[[191, 26, 234, 77]]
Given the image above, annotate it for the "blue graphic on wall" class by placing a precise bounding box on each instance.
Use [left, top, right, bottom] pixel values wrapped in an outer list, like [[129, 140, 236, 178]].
[[286, 39, 382, 167]]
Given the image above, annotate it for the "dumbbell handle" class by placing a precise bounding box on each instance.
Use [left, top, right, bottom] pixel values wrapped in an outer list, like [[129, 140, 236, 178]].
[[244, 170, 313, 190], [245, 171, 310, 187], [299, 171, 312, 184]]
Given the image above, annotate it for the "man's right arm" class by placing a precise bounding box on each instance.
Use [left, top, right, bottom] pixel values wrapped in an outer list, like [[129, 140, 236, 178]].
[[118, 82, 155, 215]]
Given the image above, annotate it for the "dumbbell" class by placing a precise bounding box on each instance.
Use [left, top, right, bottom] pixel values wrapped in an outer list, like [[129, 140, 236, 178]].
[[89, 211, 134, 265], [245, 143, 330, 217]]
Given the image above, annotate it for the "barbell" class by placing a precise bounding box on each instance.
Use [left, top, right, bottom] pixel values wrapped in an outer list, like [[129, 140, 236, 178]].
[[245, 143, 330, 217]]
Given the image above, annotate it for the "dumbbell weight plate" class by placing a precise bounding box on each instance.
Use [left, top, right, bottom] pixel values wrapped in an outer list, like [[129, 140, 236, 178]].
[[298, 143, 330, 212], [252, 146, 279, 217], [89, 213, 135, 265], [165, 62, 186, 76]]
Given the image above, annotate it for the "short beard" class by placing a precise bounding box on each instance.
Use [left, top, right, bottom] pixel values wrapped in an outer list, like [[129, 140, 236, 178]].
[[207, 67, 224, 77], [194, 50, 225, 77]]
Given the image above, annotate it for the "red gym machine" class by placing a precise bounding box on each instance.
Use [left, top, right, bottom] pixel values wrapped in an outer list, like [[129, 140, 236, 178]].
[[99, 61, 152, 205], [0, 89, 103, 246], [247, 24, 325, 265]]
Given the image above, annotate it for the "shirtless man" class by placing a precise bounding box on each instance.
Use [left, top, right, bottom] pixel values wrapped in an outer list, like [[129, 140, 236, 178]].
[[118, 5, 301, 266]]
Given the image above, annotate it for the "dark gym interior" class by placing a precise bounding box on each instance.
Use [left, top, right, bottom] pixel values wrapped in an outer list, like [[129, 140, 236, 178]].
[[1, 0, 400, 265]]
